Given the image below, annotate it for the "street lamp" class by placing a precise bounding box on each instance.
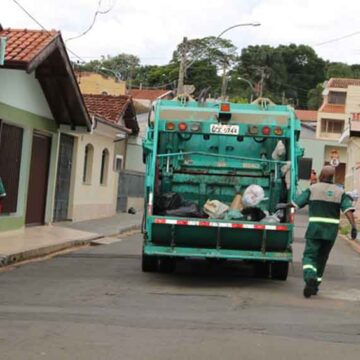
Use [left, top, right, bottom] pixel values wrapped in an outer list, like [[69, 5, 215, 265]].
[[98, 66, 122, 82], [177, 22, 261, 94], [238, 77, 255, 102]]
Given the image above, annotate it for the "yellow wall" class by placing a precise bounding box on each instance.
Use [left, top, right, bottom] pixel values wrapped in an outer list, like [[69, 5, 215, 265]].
[[68, 132, 119, 221], [77, 72, 126, 96]]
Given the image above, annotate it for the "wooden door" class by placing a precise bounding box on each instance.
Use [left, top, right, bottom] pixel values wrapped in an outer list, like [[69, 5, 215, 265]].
[[25, 133, 51, 226]]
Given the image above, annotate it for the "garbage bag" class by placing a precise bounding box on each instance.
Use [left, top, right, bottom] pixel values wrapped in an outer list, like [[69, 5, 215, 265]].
[[154, 192, 183, 214], [242, 185, 265, 208], [165, 202, 208, 218], [203, 200, 229, 219], [226, 209, 243, 220], [242, 207, 266, 222], [272, 140, 286, 160]]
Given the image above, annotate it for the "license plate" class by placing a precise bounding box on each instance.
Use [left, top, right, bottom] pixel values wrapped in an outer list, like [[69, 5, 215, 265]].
[[210, 124, 239, 135]]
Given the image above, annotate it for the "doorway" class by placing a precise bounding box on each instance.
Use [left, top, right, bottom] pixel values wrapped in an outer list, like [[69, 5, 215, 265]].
[[25, 132, 51, 226]]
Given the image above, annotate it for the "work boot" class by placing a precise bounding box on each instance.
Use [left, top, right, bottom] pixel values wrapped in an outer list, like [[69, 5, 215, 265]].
[[303, 278, 318, 298]]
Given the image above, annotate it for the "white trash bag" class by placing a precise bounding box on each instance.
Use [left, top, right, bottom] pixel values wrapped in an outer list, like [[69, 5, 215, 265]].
[[203, 200, 229, 219], [242, 185, 265, 208], [272, 140, 286, 160]]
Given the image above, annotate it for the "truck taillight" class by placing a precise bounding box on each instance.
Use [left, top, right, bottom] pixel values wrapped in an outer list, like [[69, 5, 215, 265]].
[[262, 126, 270, 135], [248, 125, 258, 135], [166, 122, 175, 130], [220, 103, 230, 112], [178, 122, 187, 131], [190, 122, 201, 132], [274, 127, 283, 136]]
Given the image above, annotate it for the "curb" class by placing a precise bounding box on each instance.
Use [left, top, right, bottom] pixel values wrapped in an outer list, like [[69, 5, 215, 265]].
[[0, 224, 141, 267], [340, 234, 360, 255]]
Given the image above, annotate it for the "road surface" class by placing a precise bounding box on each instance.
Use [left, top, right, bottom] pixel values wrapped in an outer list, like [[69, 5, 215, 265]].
[[0, 213, 360, 360]]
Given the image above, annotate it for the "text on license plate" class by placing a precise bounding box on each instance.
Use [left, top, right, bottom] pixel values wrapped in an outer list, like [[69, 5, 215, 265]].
[[210, 124, 239, 135]]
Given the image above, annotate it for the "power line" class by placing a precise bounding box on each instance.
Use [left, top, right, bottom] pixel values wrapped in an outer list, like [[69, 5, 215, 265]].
[[11, 0, 46, 30], [11, 0, 86, 63], [66, 0, 117, 43], [314, 30, 360, 47]]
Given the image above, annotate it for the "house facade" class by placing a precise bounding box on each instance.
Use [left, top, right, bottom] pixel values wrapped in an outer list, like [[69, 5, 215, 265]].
[[0, 28, 91, 232], [76, 71, 126, 96]]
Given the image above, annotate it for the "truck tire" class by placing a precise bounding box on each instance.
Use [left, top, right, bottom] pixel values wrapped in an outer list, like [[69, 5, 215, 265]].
[[271, 262, 289, 281], [158, 257, 176, 273], [254, 262, 270, 279], [142, 253, 158, 272]]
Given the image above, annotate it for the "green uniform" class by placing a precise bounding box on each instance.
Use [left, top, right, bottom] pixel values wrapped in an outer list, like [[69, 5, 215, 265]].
[[0, 177, 6, 198], [293, 182, 354, 285]]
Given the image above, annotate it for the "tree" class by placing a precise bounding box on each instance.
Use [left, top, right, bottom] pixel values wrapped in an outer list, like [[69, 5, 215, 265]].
[[307, 83, 324, 110], [326, 62, 353, 78]]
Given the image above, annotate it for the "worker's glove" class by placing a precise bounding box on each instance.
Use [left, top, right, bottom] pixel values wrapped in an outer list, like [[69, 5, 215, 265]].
[[351, 226, 357, 240]]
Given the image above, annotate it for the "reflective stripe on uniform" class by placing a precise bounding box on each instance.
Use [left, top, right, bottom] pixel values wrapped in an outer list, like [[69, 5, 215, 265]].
[[303, 264, 317, 272], [317, 277, 322, 282], [309, 217, 340, 224]]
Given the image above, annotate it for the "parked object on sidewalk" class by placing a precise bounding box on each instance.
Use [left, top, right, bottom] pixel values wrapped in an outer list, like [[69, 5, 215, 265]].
[[272, 140, 286, 160], [203, 200, 229, 219], [128, 207, 136, 214], [242, 185, 265, 208], [230, 193, 244, 211]]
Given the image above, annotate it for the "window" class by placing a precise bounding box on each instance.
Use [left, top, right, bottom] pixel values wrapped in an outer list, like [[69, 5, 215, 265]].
[[100, 148, 110, 185], [298, 158, 313, 180], [114, 155, 123, 172], [83, 144, 94, 184], [321, 119, 344, 134], [328, 91, 346, 104]]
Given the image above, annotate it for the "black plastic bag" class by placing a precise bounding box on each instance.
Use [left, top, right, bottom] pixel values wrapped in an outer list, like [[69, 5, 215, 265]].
[[242, 207, 266, 222], [154, 192, 183, 214], [164, 202, 208, 218]]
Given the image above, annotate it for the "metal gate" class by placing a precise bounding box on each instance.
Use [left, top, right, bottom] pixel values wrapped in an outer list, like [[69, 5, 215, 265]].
[[53, 134, 74, 221], [117, 170, 144, 212]]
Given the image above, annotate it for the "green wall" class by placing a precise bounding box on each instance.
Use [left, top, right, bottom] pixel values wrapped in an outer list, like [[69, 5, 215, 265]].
[[0, 102, 59, 232]]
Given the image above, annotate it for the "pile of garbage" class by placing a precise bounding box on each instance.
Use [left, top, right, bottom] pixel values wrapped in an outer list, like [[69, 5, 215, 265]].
[[154, 184, 284, 223]]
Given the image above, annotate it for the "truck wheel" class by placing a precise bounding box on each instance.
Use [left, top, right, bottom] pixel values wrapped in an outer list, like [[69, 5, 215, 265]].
[[158, 257, 176, 273], [254, 262, 270, 279], [271, 262, 289, 281], [142, 253, 158, 272]]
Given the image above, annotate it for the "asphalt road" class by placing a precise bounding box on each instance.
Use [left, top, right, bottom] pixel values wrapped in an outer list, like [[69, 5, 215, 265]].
[[1, 213, 360, 360]]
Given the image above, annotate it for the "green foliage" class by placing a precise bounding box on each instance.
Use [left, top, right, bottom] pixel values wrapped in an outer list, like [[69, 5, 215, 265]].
[[326, 62, 353, 79], [307, 83, 324, 110]]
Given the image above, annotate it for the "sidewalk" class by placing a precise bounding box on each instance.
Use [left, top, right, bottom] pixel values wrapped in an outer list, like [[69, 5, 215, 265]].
[[0, 212, 142, 267]]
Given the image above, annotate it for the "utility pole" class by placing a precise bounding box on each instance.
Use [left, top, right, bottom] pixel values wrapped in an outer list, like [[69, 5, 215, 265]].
[[220, 58, 228, 101], [177, 37, 188, 95], [259, 67, 265, 98]]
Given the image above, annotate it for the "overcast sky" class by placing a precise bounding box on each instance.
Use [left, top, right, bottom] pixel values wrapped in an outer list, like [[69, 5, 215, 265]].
[[3, 0, 360, 65]]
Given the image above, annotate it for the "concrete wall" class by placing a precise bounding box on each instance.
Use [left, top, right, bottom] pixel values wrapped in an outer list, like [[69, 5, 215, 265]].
[[125, 136, 145, 173], [67, 131, 119, 222], [77, 73, 126, 96], [345, 86, 360, 115], [0, 102, 59, 232]]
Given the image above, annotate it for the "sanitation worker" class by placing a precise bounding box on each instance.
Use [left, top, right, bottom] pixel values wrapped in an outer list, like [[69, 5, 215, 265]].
[[279, 166, 357, 298]]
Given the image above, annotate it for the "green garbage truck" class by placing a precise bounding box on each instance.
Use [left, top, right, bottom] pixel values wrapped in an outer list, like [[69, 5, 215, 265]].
[[142, 98, 303, 280]]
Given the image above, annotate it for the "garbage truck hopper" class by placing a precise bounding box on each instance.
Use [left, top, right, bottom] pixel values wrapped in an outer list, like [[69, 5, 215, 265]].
[[142, 98, 303, 280]]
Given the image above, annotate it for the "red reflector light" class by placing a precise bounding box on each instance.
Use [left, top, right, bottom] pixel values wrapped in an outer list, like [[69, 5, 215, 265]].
[[178, 122, 187, 131], [274, 127, 283, 135], [220, 103, 230, 112], [262, 126, 271, 135], [166, 122, 175, 130]]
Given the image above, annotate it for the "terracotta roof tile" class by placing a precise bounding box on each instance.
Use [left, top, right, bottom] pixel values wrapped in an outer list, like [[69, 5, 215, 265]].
[[0, 28, 59, 67], [321, 104, 345, 113], [128, 89, 173, 101], [295, 110, 318, 122], [328, 78, 360, 88]]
